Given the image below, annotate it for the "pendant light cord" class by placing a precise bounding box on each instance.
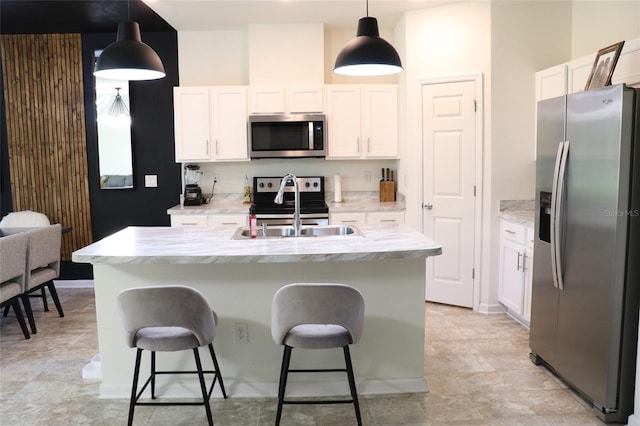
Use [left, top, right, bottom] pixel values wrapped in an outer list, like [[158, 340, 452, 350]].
[[366, 0, 369, 17]]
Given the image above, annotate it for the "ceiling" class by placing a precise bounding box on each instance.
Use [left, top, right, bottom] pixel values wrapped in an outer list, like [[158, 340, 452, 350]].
[[142, 0, 452, 30], [0, 0, 453, 35]]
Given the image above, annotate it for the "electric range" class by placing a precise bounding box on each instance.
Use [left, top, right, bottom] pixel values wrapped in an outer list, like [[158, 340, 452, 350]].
[[252, 176, 329, 226]]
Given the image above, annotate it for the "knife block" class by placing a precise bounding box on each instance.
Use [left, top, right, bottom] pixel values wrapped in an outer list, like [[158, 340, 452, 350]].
[[379, 181, 395, 202]]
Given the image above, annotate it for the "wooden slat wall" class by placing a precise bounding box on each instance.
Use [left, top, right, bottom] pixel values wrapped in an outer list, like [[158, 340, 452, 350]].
[[1, 33, 92, 260]]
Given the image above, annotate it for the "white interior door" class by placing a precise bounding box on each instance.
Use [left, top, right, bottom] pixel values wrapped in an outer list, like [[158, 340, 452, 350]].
[[422, 80, 477, 307]]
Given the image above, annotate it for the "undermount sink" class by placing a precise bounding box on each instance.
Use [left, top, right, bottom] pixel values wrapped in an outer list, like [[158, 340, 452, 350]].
[[231, 225, 363, 240]]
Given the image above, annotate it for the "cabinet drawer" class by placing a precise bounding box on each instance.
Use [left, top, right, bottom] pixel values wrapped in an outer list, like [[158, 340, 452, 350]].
[[330, 213, 366, 225], [209, 215, 247, 228], [500, 220, 526, 245], [367, 211, 404, 225], [171, 215, 208, 227]]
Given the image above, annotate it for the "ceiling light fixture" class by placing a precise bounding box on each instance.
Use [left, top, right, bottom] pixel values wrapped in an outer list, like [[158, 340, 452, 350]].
[[108, 88, 129, 117], [93, 1, 165, 81], [333, 0, 403, 76]]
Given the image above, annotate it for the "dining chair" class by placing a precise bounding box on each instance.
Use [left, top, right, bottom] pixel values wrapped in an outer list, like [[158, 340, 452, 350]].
[[0, 233, 31, 339], [117, 285, 227, 426], [271, 282, 365, 426], [22, 224, 63, 334]]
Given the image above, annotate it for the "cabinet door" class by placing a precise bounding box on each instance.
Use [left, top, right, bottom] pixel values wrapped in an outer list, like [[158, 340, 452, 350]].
[[498, 239, 526, 315], [324, 86, 362, 158], [249, 87, 285, 114], [174, 87, 211, 162], [170, 215, 208, 228], [330, 212, 366, 225], [287, 87, 323, 113], [367, 211, 404, 225], [209, 214, 248, 228], [210, 87, 249, 161], [363, 85, 398, 158], [535, 65, 567, 101], [522, 246, 534, 324]]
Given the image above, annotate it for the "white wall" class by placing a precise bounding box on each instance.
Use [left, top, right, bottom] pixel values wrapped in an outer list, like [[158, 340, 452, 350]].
[[177, 30, 248, 85], [571, 1, 640, 58]]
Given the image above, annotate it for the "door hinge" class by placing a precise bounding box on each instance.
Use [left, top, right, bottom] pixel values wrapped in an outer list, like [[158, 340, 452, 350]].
[[472, 268, 475, 279], [473, 100, 477, 112], [473, 185, 476, 197]]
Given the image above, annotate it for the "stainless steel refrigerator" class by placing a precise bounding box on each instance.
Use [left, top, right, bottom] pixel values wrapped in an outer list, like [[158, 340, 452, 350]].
[[529, 84, 640, 423]]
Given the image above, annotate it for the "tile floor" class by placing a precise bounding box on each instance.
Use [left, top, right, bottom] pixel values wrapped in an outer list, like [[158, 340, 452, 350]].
[[0, 287, 602, 425]]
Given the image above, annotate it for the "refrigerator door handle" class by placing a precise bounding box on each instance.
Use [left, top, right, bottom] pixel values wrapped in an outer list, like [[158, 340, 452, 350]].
[[551, 141, 569, 291]]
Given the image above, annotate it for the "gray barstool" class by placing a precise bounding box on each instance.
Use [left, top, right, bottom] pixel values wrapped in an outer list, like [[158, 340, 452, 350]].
[[271, 282, 365, 426], [117, 285, 227, 426], [0, 233, 31, 339]]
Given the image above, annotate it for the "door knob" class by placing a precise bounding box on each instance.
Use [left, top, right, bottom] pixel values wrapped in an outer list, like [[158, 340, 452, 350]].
[[423, 202, 433, 210]]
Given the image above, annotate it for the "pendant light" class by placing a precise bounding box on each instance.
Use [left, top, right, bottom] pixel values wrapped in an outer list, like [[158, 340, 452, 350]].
[[108, 88, 130, 117], [94, 1, 165, 81], [333, 0, 403, 76]]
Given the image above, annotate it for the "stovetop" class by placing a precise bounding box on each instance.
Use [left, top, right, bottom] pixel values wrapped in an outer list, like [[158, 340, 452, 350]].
[[252, 176, 328, 215]]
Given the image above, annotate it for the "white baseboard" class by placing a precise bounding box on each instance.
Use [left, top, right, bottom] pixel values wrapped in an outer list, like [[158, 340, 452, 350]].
[[476, 302, 506, 314], [54, 279, 94, 288], [98, 377, 428, 399]]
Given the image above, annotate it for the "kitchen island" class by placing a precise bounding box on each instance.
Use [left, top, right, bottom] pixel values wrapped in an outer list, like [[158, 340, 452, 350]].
[[73, 224, 441, 399]]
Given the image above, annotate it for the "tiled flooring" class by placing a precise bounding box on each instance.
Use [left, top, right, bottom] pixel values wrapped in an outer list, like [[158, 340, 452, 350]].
[[0, 287, 601, 425]]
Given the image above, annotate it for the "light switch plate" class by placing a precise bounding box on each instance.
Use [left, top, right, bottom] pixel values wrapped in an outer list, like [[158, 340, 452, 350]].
[[144, 175, 158, 188]]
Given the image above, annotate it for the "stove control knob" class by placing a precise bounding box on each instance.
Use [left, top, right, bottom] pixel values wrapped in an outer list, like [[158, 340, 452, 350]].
[[267, 182, 273, 188], [313, 182, 319, 187], [305, 182, 310, 188], [259, 182, 265, 188]]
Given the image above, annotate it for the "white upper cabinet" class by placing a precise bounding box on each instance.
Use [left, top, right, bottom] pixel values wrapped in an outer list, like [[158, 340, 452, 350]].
[[174, 86, 249, 162], [535, 64, 567, 101], [174, 87, 211, 161], [249, 86, 323, 114], [210, 86, 249, 161], [324, 85, 398, 159]]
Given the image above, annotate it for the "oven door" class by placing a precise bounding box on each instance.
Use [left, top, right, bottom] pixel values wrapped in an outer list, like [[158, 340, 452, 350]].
[[255, 213, 329, 226]]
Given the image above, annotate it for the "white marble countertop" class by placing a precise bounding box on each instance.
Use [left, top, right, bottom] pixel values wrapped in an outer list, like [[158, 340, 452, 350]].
[[167, 192, 405, 215], [501, 211, 535, 227], [72, 225, 441, 265]]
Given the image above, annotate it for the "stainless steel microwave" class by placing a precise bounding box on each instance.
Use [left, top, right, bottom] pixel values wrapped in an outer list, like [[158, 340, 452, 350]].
[[249, 114, 326, 159]]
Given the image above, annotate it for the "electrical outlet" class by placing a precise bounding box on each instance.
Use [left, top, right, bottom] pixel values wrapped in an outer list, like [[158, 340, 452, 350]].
[[234, 322, 248, 344], [364, 171, 371, 183]]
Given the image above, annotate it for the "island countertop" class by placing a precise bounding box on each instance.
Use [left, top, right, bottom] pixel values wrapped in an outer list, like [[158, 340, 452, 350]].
[[72, 224, 442, 265]]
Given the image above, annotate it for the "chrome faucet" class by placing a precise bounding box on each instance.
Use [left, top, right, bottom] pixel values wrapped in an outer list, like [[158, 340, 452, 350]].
[[274, 173, 301, 237]]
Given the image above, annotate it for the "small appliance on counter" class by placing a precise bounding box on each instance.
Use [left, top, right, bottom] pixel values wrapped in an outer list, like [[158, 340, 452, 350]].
[[183, 164, 204, 206]]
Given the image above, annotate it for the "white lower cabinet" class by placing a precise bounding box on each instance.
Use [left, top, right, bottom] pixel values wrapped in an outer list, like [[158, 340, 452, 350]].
[[498, 219, 534, 326], [208, 214, 247, 228], [330, 211, 404, 225], [170, 214, 247, 229], [170, 215, 209, 228]]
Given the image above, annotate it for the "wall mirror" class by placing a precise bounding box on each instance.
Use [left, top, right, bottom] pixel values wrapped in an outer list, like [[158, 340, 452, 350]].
[[94, 56, 134, 189]]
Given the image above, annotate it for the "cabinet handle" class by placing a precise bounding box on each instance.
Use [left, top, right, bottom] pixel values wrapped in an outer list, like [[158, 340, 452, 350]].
[[522, 253, 528, 272], [516, 252, 522, 271], [505, 229, 516, 235], [380, 219, 397, 223], [221, 222, 239, 225], [182, 223, 199, 226], [367, 137, 371, 153], [356, 137, 360, 153], [215, 140, 218, 155], [341, 220, 358, 223], [205, 139, 209, 156]]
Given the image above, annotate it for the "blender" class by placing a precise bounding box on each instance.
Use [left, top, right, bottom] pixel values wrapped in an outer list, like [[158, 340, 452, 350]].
[[183, 164, 204, 205]]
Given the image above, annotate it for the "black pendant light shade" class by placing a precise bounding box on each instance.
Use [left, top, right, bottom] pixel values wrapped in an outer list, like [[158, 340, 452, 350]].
[[334, 16, 403, 76], [94, 21, 165, 81]]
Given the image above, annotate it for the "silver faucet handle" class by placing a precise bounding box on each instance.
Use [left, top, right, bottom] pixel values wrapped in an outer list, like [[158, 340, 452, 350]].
[[262, 223, 267, 239]]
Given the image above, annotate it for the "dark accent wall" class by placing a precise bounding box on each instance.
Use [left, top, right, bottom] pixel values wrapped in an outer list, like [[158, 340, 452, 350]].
[[0, 65, 10, 217], [82, 32, 181, 242]]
